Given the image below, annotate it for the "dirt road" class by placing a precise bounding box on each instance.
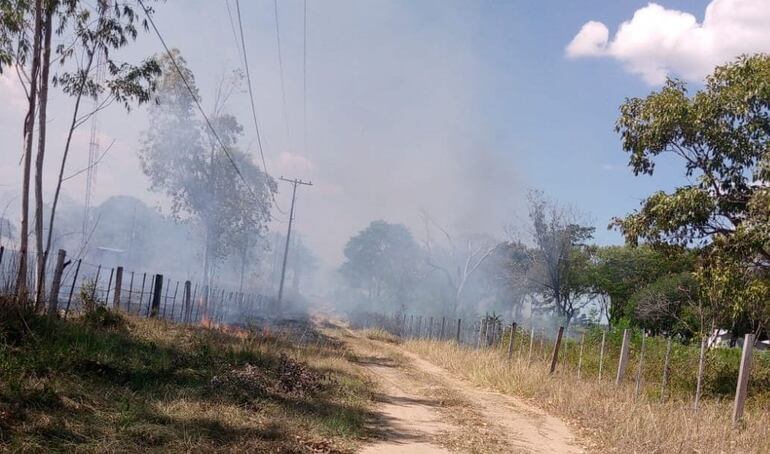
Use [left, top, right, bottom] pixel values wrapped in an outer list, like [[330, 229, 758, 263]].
[[337, 330, 584, 454]]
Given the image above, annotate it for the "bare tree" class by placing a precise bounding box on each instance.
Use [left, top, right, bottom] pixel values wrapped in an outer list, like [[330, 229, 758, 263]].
[[420, 210, 499, 314]]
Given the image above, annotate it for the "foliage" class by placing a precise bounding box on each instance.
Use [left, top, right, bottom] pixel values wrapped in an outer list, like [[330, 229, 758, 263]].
[[612, 54, 770, 336], [588, 245, 695, 328], [138, 51, 276, 284], [525, 190, 595, 325], [339, 220, 423, 309]]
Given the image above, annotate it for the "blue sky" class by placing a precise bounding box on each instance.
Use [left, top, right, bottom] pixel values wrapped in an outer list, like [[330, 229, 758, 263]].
[[3, 0, 768, 264]]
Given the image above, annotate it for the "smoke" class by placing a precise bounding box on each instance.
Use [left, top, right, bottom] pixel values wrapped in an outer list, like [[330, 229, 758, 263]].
[[0, 1, 527, 321]]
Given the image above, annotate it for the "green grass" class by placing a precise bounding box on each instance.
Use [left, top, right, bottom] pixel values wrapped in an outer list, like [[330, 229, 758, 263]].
[[0, 304, 376, 452]]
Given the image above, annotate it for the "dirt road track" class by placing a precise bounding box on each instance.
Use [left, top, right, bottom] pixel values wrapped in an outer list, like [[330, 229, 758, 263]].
[[339, 330, 584, 454]]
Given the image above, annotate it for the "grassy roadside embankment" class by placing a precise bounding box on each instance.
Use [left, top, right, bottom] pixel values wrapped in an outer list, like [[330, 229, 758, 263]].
[[401, 337, 770, 453], [0, 304, 376, 452]]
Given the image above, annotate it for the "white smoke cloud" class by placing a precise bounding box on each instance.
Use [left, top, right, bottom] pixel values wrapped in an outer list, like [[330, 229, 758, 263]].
[[566, 0, 770, 84]]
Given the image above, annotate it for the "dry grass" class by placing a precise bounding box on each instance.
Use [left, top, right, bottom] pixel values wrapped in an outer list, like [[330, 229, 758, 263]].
[[404, 339, 770, 453], [0, 309, 377, 452], [360, 328, 402, 344]]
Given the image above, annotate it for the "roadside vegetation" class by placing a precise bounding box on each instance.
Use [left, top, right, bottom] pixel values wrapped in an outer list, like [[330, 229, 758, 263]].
[[403, 337, 770, 453], [0, 297, 375, 453]]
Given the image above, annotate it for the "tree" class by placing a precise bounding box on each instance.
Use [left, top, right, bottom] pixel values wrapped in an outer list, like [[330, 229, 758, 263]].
[[420, 211, 499, 314], [339, 220, 422, 309], [39, 0, 160, 309], [6, 0, 43, 301], [138, 52, 275, 311], [613, 54, 770, 336], [0, 0, 160, 306], [588, 245, 694, 327], [525, 190, 595, 327], [478, 240, 532, 320]]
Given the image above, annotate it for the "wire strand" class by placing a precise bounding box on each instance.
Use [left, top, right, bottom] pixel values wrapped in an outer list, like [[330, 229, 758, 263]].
[[303, 0, 308, 157], [234, 0, 270, 177], [137, 0, 265, 201], [273, 0, 291, 149]]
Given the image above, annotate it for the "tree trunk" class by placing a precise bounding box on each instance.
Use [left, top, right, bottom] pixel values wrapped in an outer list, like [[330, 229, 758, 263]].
[[16, 0, 44, 303], [34, 6, 54, 311], [44, 49, 95, 292]]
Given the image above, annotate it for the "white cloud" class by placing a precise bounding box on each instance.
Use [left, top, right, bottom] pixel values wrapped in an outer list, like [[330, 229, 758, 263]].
[[566, 0, 770, 84], [269, 151, 314, 177]]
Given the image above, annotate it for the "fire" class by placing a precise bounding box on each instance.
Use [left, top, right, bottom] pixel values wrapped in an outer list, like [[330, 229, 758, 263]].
[[199, 313, 251, 339], [200, 313, 215, 329]]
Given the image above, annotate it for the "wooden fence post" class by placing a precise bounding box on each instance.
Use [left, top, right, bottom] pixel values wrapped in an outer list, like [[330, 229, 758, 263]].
[[416, 316, 422, 339], [169, 281, 180, 320], [598, 331, 606, 381], [732, 333, 754, 426], [64, 259, 81, 319], [150, 274, 163, 318], [47, 249, 66, 317], [616, 329, 631, 385], [138, 272, 147, 315], [106, 267, 114, 305], [428, 317, 433, 340], [527, 327, 535, 365], [577, 333, 585, 380], [128, 271, 134, 310], [91, 264, 102, 301], [661, 338, 672, 402], [549, 326, 564, 374], [161, 279, 172, 318], [183, 281, 191, 323], [456, 318, 461, 343], [440, 317, 446, 340], [694, 337, 707, 410], [635, 333, 647, 397], [113, 266, 123, 310], [477, 318, 484, 348], [507, 322, 517, 361]]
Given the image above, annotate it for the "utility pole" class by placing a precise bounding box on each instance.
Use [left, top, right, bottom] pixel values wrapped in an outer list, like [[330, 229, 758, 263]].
[[277, 176, 312, 309]]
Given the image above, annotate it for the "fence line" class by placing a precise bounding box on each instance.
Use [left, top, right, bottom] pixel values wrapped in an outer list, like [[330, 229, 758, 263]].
[[352, 310, 764, 426], [0, 248, 276, 326]]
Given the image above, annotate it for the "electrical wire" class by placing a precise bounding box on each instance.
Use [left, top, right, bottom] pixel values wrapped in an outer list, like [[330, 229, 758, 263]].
[[273, 0, 291, 149], [137, 0, 268, 203], [234, 0, 270, 178], [303, 0, 308, 156]]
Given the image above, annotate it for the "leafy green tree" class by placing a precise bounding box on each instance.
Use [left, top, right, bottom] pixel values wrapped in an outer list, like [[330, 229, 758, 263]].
[[588, 245, 694, 327], [139, 52, 275, 303], [630, 271, 698, 337], [340, 220, 423, 309], [612, 54, 770, 336], [1, 0, 159, 304]]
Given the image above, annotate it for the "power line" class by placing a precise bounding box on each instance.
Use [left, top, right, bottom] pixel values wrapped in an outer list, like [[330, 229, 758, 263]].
[[224, 0, 243, 57], [137, 0, 264, 199], [273, 0, 291, 148], [234, 0, 270, 178], [303, 0, 308, 156], [233, 0, 286, 216]]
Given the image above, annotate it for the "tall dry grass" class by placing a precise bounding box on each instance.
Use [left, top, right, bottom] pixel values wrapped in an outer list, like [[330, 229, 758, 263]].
[[404, 339, 770, 453]]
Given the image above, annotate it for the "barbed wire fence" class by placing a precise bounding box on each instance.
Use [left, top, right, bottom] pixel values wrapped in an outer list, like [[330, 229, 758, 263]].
[[0, 245, 275, 326], [351, 309, 762, 426]]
